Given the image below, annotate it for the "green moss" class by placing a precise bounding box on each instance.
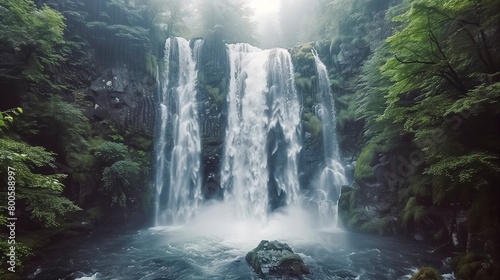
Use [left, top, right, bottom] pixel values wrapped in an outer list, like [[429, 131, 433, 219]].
[[336, 94, 351, 108], [145, 51, 157, 78], [305, 114, 322, 139], [348, 208, 366, 229], [295, 76, 314, 92], [338, 187, 353, 215], [89, 136, 106, 149], [337, 107, 355, 132], [354, 142, 381, 181], [348, 186, 359, 211], [206, 85, 226, 108], [126, 134, 153, 151], [304, 96, 314, 109], [360, 217, 392, 235], [401, 197, 429, 229], [410, 267, 442, 280], [452, 253, 499, 280]]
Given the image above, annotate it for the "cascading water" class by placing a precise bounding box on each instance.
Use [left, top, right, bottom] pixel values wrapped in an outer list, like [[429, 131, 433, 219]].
[[311, 49, 348, 228], [154, 61, 168, 226], [155, 40, 342, 229], [221, 44, 302, 221], [155, 37, 202, 226]]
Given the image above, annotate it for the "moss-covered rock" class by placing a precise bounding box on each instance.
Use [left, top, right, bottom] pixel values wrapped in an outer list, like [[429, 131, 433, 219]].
[[245, 240, 310, 279], [452, 253, 499, 280], [410, 267, 442, 280]]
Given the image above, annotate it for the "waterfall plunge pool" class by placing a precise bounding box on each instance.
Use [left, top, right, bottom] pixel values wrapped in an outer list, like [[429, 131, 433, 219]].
[[27, 203, 454, 280]]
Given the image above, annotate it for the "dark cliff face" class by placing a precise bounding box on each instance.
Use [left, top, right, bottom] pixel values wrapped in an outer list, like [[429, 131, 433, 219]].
[[289, 44, 326, 192], [86, 66, 157, 135], [196, 31, 230, 200]]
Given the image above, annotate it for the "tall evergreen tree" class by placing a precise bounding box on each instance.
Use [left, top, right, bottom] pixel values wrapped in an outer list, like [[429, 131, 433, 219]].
[[196, 0, 256, 44]]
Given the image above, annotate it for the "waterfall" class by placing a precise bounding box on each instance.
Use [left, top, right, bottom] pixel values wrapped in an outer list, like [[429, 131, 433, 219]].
[[311, 49, 348, 228], [154, 42, 169, 226], [221, 44, 302, 221], [155, 37, 202, 226], [154, 38, 344, 228]]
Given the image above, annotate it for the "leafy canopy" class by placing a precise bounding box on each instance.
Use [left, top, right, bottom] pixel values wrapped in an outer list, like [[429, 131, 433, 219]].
[[0, 0, 65, 84]]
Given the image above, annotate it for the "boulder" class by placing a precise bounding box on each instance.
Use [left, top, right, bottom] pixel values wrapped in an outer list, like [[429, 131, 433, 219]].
[[245, 240, 310, 279]]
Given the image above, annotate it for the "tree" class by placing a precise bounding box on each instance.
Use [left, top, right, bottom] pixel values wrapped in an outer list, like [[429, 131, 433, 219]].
[[145, 0, 189, 36], [25, 95, 90, 156], [0, 0, 65, 86], [196, 0, 257, 44], [0, 139, 81, 224], [377, 0, 500, 253], [0, 135, 80, 272]]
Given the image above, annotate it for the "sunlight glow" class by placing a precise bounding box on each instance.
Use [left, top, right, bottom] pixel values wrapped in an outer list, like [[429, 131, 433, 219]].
[[247, 0, 281, 15]]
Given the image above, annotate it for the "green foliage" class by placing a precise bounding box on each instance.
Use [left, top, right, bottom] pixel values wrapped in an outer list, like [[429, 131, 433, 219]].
[[93, 141, 129, 167], [0, 240, 31, 275], [27, 95, 89, 154], [425, 153, 500, 185], [314, 0, 354, 39], [356, 43, 393, 138], [146, 0, 189, 36], [295, 77, 314, 92], [304, 113, 322, 140], [452, 253, 499, 280], [401, 197, 429, 230], [0, 138, 80, 227], [347, 208, 366, 229], [353, 142, 381, 182], [381, 0, 500, 125], [446, 82, 500, 117], [410, 267, 442, 280], [336, 102, 356, 132], [126, 134, 153, 151], [0, 0, 65, 85], [0, 108, 22, 131], [102, 160, 141, 207], [145, 51, 158, 78], [349, 0, 500, 251], [338, 186, 353, 220], [77, 0, 188, 68]]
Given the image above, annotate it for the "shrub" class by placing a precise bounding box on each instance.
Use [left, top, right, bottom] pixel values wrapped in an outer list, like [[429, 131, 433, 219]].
[[102, 160, 140, 207], [93, 141, 128, 167]]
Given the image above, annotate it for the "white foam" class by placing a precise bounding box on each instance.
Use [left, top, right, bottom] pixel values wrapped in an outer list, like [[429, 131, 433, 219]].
[[75, 273, 98, 280]]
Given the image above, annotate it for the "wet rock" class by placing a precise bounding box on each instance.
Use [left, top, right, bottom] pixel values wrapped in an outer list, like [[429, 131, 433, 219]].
[[246, 240, 310, 279], [86, 66, 157, 135]]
